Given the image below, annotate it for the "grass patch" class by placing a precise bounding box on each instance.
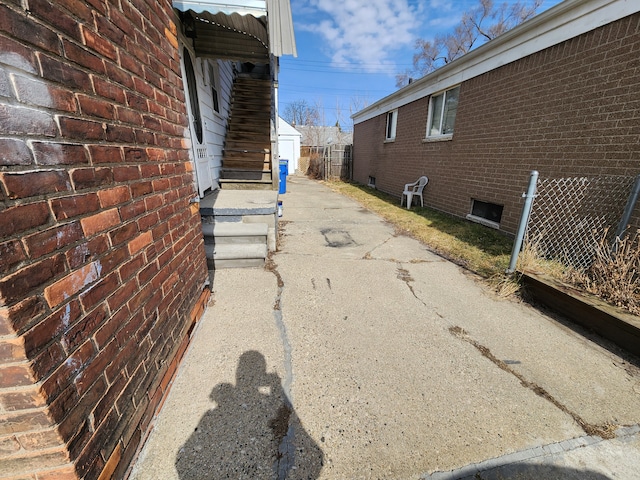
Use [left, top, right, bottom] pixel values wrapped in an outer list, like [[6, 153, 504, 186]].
[[326, 181, 513, 278]]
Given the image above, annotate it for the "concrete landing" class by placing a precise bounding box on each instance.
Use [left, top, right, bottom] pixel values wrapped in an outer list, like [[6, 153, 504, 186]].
[[199, 189, 278, 217]]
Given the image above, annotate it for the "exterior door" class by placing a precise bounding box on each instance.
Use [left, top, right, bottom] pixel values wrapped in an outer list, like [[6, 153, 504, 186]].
[[279, 137, 296, 173], [181, 46, 212, 197]]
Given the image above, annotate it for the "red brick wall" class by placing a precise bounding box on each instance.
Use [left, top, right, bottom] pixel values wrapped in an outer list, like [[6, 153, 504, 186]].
[[0, 1, 208, 479], [353, 13, 640, 233]]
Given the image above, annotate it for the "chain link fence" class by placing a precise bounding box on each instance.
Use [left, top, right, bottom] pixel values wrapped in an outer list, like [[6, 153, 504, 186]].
[[523, 174, 639, 269]]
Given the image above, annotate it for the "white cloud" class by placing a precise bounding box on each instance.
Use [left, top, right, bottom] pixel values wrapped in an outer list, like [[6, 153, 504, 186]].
[[428, 0, 452, 10], [428, 12, 462, 29], [296, 0, 423, 72]]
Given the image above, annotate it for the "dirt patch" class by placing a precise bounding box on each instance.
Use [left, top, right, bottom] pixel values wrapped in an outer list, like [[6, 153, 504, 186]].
[[321, 228, 356, 248], [276, 220, 290, 251]]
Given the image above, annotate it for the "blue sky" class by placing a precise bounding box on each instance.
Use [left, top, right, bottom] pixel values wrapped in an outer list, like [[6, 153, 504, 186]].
[[278, 0, 563, 130]]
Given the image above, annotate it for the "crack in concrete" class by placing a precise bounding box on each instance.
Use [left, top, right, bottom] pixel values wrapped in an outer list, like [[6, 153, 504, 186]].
[[362, 235, 394, 260], [362, 235, 437, 265], [265, 254, 296, 478], [396, 263, 427, 307], [448, 326, 616, 439], [270, 403, 295, 479]]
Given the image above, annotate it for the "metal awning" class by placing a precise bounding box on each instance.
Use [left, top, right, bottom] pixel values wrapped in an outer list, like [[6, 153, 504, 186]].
[[173, 0, 267, 17], [173, 0, 296, 61]]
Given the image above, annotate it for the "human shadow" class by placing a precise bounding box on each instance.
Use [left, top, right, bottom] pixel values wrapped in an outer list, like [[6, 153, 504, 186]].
[[472, 462, 613, 479], [176, 351, 323, 479]]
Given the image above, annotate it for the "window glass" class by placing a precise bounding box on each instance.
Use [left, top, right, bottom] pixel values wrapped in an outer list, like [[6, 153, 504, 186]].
[[386, 110, 397, 140], [442, 86, 459, 134], [428, 93, 443, 136], [427, 85, 460, 137], [471, 199, 503, 224], [183, 47, 203, 144], [208, 61, 220, 113]]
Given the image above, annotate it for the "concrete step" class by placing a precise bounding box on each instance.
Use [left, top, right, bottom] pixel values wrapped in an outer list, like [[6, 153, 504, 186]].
[[202, 222, 268, 269], [204, 243, 267, 260], [198, 178, 277, 252], [202, 222, 268, 239], [220, 169, 271, 182], [208, 257, 266, 268], [204, 242, 268, 268], [218, 178, 274, 190]]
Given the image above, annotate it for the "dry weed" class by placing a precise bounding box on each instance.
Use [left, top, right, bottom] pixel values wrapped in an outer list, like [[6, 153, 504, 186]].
[[306, 152, 323, 179], [564, 229, 640, 315], [489, 272, 522, 298], [519, 233, 566, 277]]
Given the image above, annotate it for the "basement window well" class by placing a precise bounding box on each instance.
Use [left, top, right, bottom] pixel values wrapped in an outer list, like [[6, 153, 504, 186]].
[[467, 199, 503, 229]]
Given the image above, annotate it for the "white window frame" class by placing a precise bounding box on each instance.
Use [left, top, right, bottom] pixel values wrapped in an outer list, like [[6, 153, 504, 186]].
[[385, 109, 397, 141], [425, 85, 460, 140]]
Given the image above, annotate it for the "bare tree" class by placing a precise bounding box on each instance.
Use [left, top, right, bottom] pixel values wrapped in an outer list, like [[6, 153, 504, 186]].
[[396, 0, 542, 87], [282, 99, 320, 126], [349, 95, 372, 117]]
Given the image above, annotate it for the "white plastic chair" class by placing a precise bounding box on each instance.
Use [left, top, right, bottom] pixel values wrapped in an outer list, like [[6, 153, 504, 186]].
[[400, 176, 428, 209]]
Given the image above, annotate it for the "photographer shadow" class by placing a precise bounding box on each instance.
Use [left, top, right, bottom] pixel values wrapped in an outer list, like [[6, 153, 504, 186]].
[[176, 350, 323, 479]]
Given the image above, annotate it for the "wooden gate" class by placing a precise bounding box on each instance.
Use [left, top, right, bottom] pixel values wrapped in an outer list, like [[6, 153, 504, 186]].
[[323, 144, 352, 181]]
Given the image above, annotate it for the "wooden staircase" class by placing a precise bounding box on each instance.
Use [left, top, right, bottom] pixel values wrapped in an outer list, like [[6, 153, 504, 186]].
[[220, 75, 273, 189]]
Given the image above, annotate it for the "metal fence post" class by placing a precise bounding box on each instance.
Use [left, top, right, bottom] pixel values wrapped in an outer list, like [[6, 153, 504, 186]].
[[507, 170, 539, 274], [614, 174, 640, 240]]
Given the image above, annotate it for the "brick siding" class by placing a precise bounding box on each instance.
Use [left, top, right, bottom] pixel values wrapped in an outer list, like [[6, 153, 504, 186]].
[[353, 13, 640, 234], [0, 1, 208, 479]]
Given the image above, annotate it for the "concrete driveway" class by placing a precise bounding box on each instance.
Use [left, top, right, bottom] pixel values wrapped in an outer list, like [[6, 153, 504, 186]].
[[129, 175, 640, 479]]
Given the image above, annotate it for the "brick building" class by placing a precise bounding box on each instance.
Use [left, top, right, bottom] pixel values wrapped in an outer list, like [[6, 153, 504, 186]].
[[352, 0, 640, 235], [0, 0, 294, 479]]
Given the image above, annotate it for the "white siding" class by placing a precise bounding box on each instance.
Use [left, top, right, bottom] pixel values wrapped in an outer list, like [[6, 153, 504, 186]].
[[199, 59, 234, 190]]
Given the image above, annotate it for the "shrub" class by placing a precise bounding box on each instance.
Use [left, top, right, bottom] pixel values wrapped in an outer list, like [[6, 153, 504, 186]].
[[306, 152, 323, 179]]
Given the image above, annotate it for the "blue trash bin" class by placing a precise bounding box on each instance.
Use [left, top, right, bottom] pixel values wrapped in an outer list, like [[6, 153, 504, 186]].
[[279, 159, 289, 194]]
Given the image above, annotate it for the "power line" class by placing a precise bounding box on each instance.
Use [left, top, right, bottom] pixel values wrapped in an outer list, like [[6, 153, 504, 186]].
[[282, 58, 414, 68], [280, 83, 392, 94], [282, 66, 403, 75]]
